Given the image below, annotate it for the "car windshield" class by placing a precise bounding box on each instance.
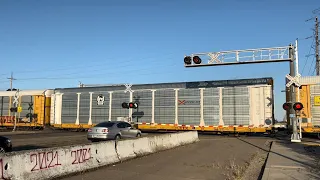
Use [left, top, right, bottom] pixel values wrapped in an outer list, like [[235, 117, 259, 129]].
[[94, 122, 115, 128]]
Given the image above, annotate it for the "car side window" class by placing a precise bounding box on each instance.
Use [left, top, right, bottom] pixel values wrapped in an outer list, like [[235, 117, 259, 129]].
[[117, 123, 125, 128], [124, 123, 132, 128]]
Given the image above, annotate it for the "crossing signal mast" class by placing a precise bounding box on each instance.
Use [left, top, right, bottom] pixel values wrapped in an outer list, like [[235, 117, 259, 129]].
[[184, 43, 303, 142]]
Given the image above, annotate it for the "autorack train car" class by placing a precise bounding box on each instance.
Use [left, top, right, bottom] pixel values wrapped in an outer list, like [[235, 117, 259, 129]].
[[50, 77, 276, 133], [0, 89, 54, 129], [289, 76, 320, 137]]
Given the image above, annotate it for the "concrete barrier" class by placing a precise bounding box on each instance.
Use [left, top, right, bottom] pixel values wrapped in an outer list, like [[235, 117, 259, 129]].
[[0, 131, 199, 180]]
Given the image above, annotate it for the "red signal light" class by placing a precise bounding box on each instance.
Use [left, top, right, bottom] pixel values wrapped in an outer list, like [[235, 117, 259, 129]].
[[193, 56, 202, 64], [293, 102, 303, 111], [128, 102, 138, 109]]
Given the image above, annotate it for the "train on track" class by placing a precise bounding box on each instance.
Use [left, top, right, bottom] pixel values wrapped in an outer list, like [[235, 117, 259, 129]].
[[0, 77, 319, 137]]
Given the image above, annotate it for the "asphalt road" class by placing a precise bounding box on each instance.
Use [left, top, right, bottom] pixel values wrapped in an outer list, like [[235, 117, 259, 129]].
[[61, 135, 273, 180], [0, 130, 154, 152]]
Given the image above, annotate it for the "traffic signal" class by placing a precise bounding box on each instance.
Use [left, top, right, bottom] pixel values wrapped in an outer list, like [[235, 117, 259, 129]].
[[282, 102, 291, 111], [122, 102, 129, 109], [293, 102, 303, 111], [193, 56, 202, 64], [122, 102, 138, 109], [129, 102, 138, 109], [184, 56, 192, 65]]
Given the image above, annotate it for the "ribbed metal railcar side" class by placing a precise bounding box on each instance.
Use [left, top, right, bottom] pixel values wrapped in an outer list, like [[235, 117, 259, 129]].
[[290, 76, 320, 136], [0, 89, 53, 129], [52, 77, 274, 133]]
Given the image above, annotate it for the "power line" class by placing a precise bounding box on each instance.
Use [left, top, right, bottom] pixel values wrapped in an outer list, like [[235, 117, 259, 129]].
[[7, 65, 182, 82], [0, 60, 183, 83], [2, 51, 187, 76], [301, 38, 315, 75], [12, 57, 179, 81], [308, 56, 316, 75], [305, 8, 320, 76]]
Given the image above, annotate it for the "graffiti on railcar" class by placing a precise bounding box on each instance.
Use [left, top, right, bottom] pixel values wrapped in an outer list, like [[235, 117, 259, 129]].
[[30, 151, 61, 171], [0, 116, 15, 124], [71, 148, 91, 165]]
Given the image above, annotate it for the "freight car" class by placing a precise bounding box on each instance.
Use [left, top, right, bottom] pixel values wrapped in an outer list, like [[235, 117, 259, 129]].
[[289, 76, 320, 138], [0, 89, 53, 130], [50, 77, 276, 134]]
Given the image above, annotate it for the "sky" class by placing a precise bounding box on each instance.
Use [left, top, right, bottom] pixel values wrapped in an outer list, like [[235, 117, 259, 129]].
[[0, 0, 319, 121]]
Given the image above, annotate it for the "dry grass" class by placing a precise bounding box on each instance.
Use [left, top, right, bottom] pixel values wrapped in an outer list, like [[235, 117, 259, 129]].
[[222, 150, 268, 180], [222, 157, 249, 180]]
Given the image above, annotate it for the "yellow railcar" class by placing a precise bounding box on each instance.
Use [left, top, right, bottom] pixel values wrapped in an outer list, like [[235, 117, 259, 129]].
[[0, 89, 53, 129]]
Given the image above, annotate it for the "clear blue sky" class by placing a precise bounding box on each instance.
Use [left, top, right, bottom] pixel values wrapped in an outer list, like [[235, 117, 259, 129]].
[[0, 0, 319, 121]]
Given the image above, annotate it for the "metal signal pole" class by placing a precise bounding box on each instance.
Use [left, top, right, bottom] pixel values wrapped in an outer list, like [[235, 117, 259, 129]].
[[289, 44, 300, 142]]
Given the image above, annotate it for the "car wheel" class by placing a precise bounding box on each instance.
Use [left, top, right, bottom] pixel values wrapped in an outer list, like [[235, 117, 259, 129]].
[[136, 133, 141, 138], [0, 147, 6, 153]]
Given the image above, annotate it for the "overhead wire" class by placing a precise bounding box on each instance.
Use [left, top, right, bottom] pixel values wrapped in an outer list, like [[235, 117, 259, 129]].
[[2, 50, 191, 76], [301, 37, 315, 75], [6, 57, 187, 82], [12, 64, 183, 82], [14, 57, 181, 81], [308, 56, 316, 75], [15, 56, 178, 79]]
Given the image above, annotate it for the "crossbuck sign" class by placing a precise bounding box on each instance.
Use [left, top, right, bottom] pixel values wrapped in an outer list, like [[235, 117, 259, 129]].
[[286, 74, 301, 88], [124, 83, 133, 93], [13, 91, 20, 106]]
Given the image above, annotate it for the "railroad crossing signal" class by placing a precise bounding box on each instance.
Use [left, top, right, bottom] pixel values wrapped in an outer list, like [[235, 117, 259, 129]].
[[283, 102, 304, 111], [183, 46, 292, 67], [184, 56, 202, 65], [286, 74, 301, 87], [293, 102, 303, 111], [282, 102, 291, 111], [122, 102, 138, 109]]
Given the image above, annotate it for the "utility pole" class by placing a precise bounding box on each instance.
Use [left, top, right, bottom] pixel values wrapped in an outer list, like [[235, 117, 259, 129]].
[[7, 72, 16, 90], [316, 16, 319, 75]]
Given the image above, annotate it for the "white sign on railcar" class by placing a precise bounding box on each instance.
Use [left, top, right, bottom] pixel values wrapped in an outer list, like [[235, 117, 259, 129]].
[[96, 94, 105, 105], [286, 74, 301, 87]]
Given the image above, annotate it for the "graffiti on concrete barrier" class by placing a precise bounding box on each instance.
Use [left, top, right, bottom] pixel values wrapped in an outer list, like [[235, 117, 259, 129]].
[[71, 148, 91, 165], [30, 151, 61, 171]]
